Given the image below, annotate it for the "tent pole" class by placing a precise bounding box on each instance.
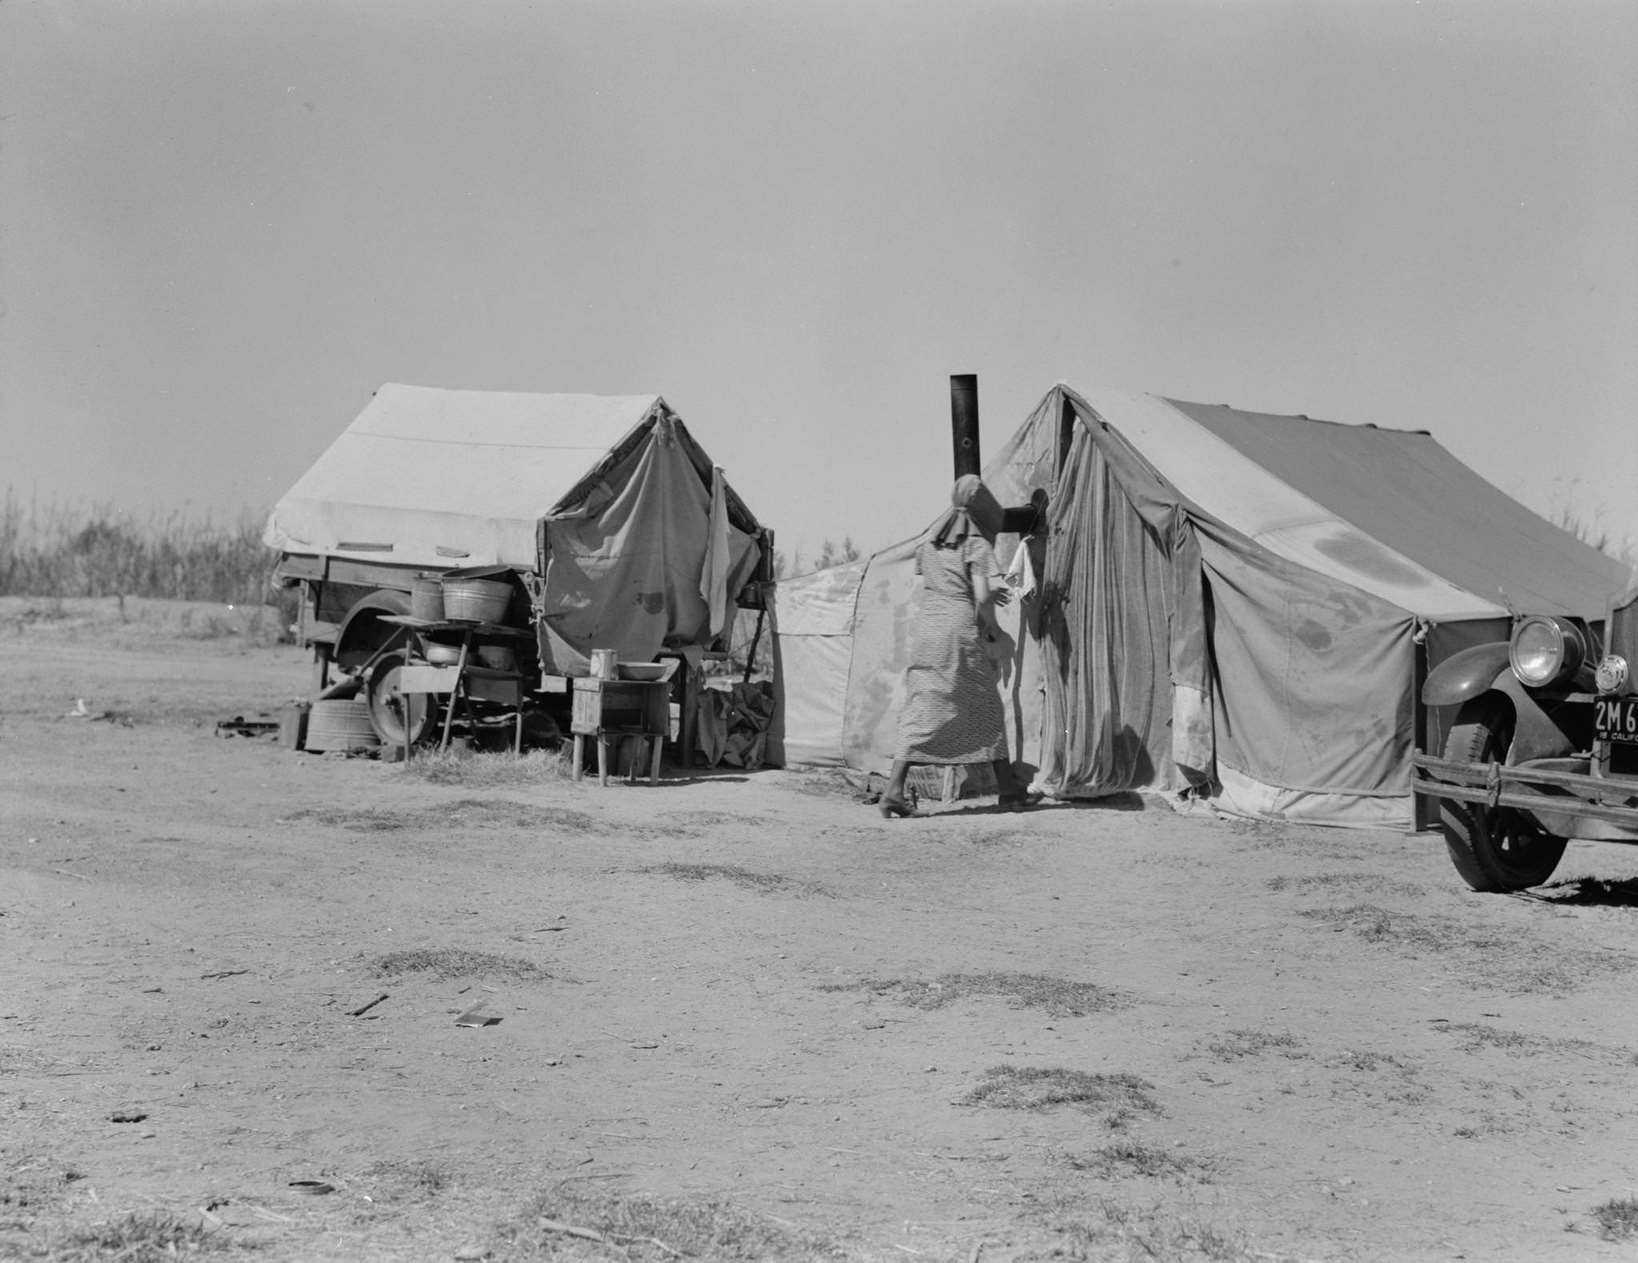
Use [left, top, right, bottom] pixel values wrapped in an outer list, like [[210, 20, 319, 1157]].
[[743, 605, 767, 684]]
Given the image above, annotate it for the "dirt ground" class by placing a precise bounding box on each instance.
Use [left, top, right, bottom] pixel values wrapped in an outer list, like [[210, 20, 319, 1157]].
[[4, 613, 1638, 1262]]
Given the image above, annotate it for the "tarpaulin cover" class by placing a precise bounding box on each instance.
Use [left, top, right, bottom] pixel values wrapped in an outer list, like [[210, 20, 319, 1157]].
[[264, 383, 763, 671], [795, 381, 1630, 827], [539, 417, 761, 673], [766, 560, 868, 767]]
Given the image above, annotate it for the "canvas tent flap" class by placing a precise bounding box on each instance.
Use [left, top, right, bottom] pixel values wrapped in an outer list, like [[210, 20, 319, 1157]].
[[768, 560, 869, 767], [263, 384, 666, 570], [539, 414, 760, 673]]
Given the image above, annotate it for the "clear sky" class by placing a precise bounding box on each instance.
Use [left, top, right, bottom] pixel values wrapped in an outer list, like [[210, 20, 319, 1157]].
[[3, 0, 1635, 564]]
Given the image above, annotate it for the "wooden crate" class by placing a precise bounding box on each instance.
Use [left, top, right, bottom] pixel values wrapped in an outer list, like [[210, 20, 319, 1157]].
[[571, 677, 670, 736]]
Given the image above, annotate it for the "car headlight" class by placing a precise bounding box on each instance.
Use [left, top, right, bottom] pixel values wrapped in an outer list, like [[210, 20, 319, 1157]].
[[1509, 615, 1587, 687], [1595, 653, 1630, 694]]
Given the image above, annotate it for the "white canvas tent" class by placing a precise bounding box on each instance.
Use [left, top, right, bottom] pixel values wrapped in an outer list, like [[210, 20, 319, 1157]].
[[773, 383, 1632, 828]]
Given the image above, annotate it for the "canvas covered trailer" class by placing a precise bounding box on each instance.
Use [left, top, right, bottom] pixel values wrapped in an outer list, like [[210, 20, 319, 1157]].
[[264, 383, 770, 745]]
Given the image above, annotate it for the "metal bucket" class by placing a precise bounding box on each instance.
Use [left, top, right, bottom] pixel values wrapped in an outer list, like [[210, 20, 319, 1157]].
[[477, 644, 517, 671], [590, 648, 618, 679], [410, 578, 445, 622], [304, 699, 380, 753], [441, 577, 511, 623]]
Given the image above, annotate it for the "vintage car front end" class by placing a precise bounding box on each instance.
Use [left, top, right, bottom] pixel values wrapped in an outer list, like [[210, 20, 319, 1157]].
[[1412, 588, 1638, 891]]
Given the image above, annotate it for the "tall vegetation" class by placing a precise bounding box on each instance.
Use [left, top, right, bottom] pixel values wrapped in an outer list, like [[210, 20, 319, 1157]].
[[774, 536, 861, 579], [0, 489, 282, 605]]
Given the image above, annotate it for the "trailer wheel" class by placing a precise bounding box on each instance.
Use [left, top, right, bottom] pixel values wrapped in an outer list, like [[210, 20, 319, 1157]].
[[366, 651, 439, 749], [1440, 696, 1567, 892]]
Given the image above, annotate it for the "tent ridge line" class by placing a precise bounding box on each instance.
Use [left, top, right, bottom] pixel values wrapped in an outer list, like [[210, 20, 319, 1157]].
[[348, 431, 612, 452]]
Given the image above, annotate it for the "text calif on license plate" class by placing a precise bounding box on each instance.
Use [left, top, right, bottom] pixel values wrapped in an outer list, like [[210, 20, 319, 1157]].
[[1594, 695, 1638, 744]]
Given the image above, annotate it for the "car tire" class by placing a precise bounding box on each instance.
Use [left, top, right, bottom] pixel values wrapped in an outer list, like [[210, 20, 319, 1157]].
[[1439, 696, 1567, 892]]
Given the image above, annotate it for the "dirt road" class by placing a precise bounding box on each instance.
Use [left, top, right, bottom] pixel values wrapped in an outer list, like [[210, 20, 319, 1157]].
[[3, 620, 1636, 1261]]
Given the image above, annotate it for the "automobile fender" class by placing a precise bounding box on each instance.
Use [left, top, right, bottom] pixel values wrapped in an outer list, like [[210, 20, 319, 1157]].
[[1424, 643, 1574, 764], [1422, 642, 1512, 708], [335, 588, 413, 672]]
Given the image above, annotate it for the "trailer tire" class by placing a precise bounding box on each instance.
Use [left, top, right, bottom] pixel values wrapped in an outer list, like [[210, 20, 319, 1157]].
[[1440, 696, 1567, 892], [366, 650, 439, 749]]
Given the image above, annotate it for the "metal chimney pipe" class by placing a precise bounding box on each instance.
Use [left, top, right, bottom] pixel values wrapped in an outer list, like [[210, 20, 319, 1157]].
[[950, 374, 981, 479]]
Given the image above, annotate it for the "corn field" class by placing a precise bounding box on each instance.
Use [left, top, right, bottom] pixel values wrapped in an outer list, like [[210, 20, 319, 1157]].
[[0, 489, 285, 607]]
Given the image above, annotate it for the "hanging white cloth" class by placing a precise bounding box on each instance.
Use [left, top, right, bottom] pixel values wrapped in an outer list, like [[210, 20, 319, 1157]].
[[1005, 536, 1038, 600], [699, 465, 732, 638]]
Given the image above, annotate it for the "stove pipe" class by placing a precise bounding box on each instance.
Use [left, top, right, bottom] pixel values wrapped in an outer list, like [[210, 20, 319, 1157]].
[[950, 374, 981, 480]]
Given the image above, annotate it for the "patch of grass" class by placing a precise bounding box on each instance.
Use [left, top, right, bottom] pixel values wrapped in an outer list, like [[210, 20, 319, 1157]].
[[1066, 1140, 1214, 1182], [963, 1066, 1160, 1116], [640, 861, 826, 896], [1434, 1021, 1601, 1060], [1029, 1194, 1259, 1261], [1331, 1049, 1416, 1073], [0, 1155, 86, 1216], [1593, 1197, 1638, 1242], [829, 972, 1127, 1017], [489, 1182, 840, 1261], [403, 748, 567, 787], [663, 810, 771, 828], [41, 1210, 243, 1261], [1451, 1111, 1517, 1140], [282, 799, 598, 835], [1298, 902, 1623, 993], [360, 1158, 454, 1200], [1267, 872, 1422, 898], [369, 948, 549, 983], [1205, 1029, 1305, 1061], [787, 769, 864, 800]]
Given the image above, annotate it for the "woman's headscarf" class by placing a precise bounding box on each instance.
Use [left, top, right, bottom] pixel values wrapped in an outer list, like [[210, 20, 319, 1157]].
[[929, 474, 1004, 548]]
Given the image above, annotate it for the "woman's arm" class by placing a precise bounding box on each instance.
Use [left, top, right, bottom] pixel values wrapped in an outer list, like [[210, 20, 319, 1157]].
[[970, 567, 1009, 638]]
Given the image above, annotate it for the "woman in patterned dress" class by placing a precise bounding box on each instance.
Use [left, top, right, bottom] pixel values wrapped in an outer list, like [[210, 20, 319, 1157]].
[[879, 475, 1035, 817]]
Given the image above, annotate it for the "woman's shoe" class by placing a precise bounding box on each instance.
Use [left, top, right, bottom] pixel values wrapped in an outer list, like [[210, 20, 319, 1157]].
[[998, 791, 1043, 812], [878, 795, 918, 819]]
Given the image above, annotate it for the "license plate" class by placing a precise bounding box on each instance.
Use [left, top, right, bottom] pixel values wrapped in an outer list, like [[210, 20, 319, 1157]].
[[1594, 695, 1638, 744]]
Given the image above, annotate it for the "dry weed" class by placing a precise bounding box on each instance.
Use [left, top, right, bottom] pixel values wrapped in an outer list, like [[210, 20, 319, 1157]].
[[489, 1182, 841, 1260], [31, 1210, 246, 1261], [1592, 1197, 1638, 1242], [369, 948, 550, 983], [1298, 902, 1624, 993], [1065, 1140, 1215, 1183], [641, 861, 827, 896], [831, 971, 1127, 1017], [1205, 1029, 1305, 1061], [1028, 1193, 1260, 1261], [402, 748, 568, 788], [281, 799, 597, 835], [1434, 1021, 1602, 1060], [964, 1066, 1161, 1116]]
